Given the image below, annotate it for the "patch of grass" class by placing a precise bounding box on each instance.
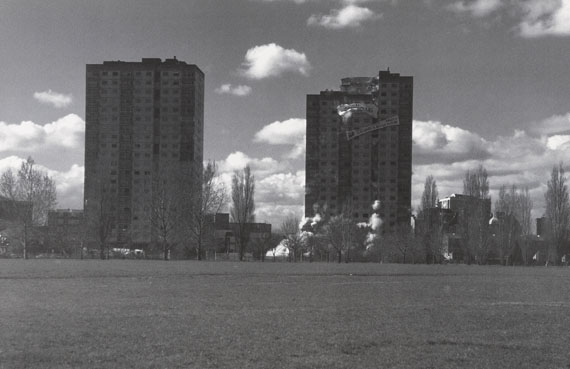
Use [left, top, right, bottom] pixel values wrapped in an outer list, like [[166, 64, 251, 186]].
[[1, 261, 569, 368]]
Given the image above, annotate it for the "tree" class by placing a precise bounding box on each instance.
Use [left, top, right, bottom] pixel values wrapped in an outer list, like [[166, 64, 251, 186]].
[[519, 186, 533, 237], [90, 184, 114, 260], [417, 175, 442, 263], [461, 165, 491, 264], [0, 157, 57, 259], [251, 231, 280, 261], [230, 165, 255, 261], [544, 163, 570, 264], [463, 164, 489, 199], [319, 208, 368, 263], [186, 161, 226, 260], [149, 177, 181, 261], [280, 216, 305, 262], [494, 184, 531, 264], [419, 175, 438, 212]]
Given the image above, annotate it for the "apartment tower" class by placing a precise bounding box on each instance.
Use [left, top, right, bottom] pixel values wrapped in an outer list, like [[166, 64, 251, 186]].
[[305, 70, 413, 230], [84, 58, 204, 247]]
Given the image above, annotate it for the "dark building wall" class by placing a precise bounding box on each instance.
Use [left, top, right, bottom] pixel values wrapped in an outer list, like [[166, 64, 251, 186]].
[[84, 58, 204, 246], [305, 70, 413, 230]]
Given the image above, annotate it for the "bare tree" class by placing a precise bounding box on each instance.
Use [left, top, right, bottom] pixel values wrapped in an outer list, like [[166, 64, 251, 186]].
[[90, 184, 115, 260], [463, 164, 489, 199], [280, 216, 305, 262], [494, 184, 531, 263], [461, 165, 491, 264], [544, 163, 570, 264], [419, 175, 438, 212], [417, 175, 443, 263], [320, 213, 356, 263], [149, 178, 181, 261], [519, 186, 533, 236], [230, 165, 255, 261], [186, 161, 226, 260], [251, 231, 279, 261], [0, 157, 57, 259]]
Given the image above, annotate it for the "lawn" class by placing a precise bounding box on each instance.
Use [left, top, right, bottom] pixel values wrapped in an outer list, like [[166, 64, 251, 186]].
[[1, 260, 569, 369]]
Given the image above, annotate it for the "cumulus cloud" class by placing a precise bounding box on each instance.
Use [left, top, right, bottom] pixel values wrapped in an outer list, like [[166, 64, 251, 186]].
[[412, 120, 490, 164], [0, 114, 85, 153], [529, 112, 570, 135], [217, 151, 290, 178], [518, 0, 570, 37], [446, 0, 570, 38], [239, 43, 311, 79], [216, 150, 303, 226], [307, 4, 381, 29], [255, 171, 305, 225], [254, 0, 309, 3], [447, 0, 503, 17], [33, 90, 73, 108], [254, 118, 306, 159], [215, 84, 252, 96], [411, 114, 570, 221], [0, 156, 84, 209]]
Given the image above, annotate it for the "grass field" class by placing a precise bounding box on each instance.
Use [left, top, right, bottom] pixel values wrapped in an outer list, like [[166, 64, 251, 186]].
[[1, 260, 569, 369]]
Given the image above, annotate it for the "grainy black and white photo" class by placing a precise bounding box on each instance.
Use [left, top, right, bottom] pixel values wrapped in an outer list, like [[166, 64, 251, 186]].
[[1, 0, 570, 368]]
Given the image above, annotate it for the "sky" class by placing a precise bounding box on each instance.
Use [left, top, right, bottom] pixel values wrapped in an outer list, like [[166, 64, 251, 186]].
[[1, 0, 570, 228]]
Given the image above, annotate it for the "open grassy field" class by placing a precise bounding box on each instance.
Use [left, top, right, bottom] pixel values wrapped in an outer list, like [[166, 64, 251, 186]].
[[1, 260, 569, 369]]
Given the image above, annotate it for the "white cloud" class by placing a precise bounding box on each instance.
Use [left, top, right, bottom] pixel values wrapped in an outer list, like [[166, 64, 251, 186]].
[[254, 170, 306, 225], [411, 114, 570, 220], [216, 151, 303, 226], [215, 84, 252, 96], [445, 0, 570, 38], [217, 151, 290, 178], [519, 0, 570, 37], [447, 0, 503, 17], [33, 89, 73, 108], [0, 156, 84, 209], [0, 114, 85, 153], [254, 118, 306, 159], [307, 4, 381, 29], [412, 120, 490, 164], [239, 43, 311, 79], [254, 0, 309, 3], [530, 112, 570, 135]]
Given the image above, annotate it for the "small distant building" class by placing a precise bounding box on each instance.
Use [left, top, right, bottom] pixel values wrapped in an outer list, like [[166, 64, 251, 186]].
[[46, 209, 84, 256], [209, 213, 271, 256], [438, 194, 492, 263]]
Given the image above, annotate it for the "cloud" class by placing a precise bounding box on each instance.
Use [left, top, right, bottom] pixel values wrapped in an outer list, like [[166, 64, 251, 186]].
[[239, 43, 311, 79], [0, 114, 85, 153], [412, 120, 490, 164], [254, 118, 306, 159], [0, 156, 84, 209], [307, 4, 381, 29], [518, 0, 570, 37], [445, 0, 570, 38], [255, 171, 306, 225], [447, 0, 503, 17], [33, 90, 73, 108], [253, 0, 309, 3], [529, 112, 570, 135], [217, 151, 290, 178], [215, 84, 252, 96], [216, 151, 303, 226], [411, 114, 570, 221]]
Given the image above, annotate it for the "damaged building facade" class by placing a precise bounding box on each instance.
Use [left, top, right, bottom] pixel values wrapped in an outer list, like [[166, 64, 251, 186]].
[[305, 70, 413, 230]]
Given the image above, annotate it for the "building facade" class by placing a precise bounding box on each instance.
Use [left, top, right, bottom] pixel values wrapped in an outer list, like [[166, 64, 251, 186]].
[[305, 70, 413, 230], [47, 209, 84, 252], [84, 58, 204, 247]]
